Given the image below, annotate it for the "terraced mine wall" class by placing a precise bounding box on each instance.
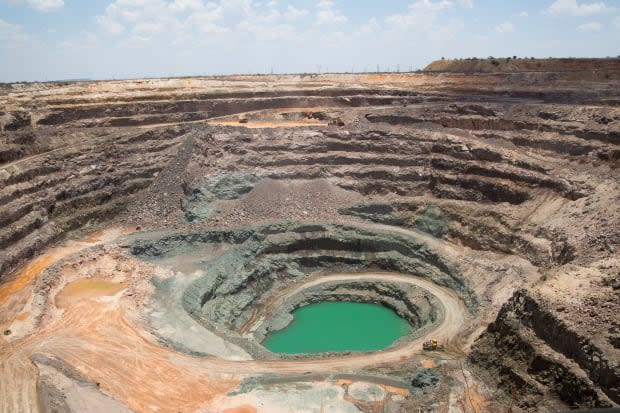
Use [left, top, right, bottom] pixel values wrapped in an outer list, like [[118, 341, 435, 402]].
[[250, 279, 442, 344], [470, 289, 619, 409], [1, 62, 619, 411], [339, 201, 574, 268], [424, 57, 620, 74], [5, 95, 608, 282], [4, 90, 425, 131], [130, 222, 471, 340], [0, 126, 189, 276]]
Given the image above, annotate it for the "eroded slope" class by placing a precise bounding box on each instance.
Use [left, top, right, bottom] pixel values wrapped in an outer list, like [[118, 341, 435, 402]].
[[0, 63, 619, 412]]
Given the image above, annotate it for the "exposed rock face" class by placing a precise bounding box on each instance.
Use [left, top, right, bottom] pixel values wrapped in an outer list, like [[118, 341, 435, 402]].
[[469, 289, 619, 410], [0, 61, 619, 412], [131, 222, 461, 349], [256, 280, 441, 338], [340, 201, 573, 268], [424, 57, 620, 74], [33, 354, 135, 413], [0, 126, 188, 276]]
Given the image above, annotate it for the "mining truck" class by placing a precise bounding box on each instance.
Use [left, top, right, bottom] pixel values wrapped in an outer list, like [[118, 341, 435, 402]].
[[422, 339, 444, 351]]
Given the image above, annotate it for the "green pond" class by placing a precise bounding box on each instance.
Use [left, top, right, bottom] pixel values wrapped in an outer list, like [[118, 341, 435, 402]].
[[263, 301, 411, 354]]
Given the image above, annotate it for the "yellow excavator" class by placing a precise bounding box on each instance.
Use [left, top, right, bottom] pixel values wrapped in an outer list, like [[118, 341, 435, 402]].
[[423, 339, 444, 351]]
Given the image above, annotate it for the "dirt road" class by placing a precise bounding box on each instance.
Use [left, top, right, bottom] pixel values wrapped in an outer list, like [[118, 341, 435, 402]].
[[239, 272, 469, 371], [0, 228, 469, 413]]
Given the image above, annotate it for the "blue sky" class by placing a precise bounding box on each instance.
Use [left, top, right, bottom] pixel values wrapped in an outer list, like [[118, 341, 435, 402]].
[[1, 0, 619, 81]]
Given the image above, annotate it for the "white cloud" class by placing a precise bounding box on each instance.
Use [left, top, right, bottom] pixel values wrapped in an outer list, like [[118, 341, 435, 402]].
[[576, 21, 602, 30], [26, 0, 63, 11], [356, 17, 380, 35], [60, 31, 98, 49], [0, 0, 63, 11], [94, 0, 316, 48], [316, 0, 347, 25], [169, 0, 203, 13], [382, 0, 466, 50], [614, 15, 620, 28], [409, 0, 453, 12], [133, 22, 163, 35], [0, 18, 30, 47], [95, 0, 310, 40], [385, 0, 476, 29], [283, 5, 308, 21], [515, 11, 528, 17], [546, 0, 610, 17], [96, 14, 125, 35], [97, 0, 183, 36], [495, 21, 514, 33], [385, 1, 450, 28], [186, 5, 226, 31]]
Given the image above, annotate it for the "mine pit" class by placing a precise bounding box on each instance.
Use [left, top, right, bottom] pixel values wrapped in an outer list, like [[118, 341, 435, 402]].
[[1, 60, 619, 412]]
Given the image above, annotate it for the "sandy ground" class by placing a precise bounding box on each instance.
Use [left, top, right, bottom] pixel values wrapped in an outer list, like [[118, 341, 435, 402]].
[[0, 226, 471, 413]]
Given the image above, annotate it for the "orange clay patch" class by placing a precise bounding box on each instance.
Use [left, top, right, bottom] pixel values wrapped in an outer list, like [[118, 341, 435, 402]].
[[84, 230, 104, 243], [421, 359, 435, 368], [32, 290, 239, 412], [364, 74, 390, 82], [457, 383, 490, 413], [384, 384, 410, 397], [55, 278, 127, 308], [15, 312, 31, 321], [0, 255, 55, 305], [223, 405, 257, 413]]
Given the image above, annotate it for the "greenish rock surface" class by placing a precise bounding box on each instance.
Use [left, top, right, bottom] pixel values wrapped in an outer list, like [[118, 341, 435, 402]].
[[130, 221, 477, 356], [339, 201, 448, 239], [411, 368, 440, 389], [413, 205, 448, 239], [184, 172, 260, 221], [143, 274, 251, 360]]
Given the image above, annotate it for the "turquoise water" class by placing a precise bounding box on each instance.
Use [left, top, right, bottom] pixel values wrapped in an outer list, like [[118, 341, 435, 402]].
[[263, 301, 411, 354]]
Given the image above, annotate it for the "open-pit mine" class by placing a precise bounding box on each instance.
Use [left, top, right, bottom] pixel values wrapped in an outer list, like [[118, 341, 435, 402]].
[[1, 58, 619, 413]]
